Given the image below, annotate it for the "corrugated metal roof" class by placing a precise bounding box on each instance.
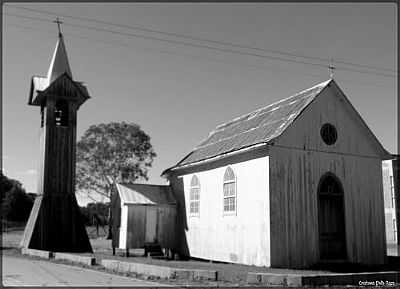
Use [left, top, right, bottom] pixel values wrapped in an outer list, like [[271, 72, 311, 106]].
[[173, 79, 332, 168], [116, 183, 176, 205]]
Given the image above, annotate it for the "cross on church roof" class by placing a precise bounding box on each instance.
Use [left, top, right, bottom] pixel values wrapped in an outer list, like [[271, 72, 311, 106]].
[[53, 17, 63, 37], [329, 58, 336, 78]]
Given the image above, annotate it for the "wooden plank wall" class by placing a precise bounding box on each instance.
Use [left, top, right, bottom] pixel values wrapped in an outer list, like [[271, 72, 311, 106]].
[[125, 205, 177, 249], [168, 177, 191, 256], [156, 205, 177, 247], [26, 194, 93, 252], [126, 205, 146, 248], [269, 83, 386, 268], [269, 147, 386, 268], [111, 188, 121, 248], [21, 81, 92, 252], [42, 99, 76, 197]]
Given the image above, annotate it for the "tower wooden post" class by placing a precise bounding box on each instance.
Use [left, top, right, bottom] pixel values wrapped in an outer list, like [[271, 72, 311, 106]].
[[21, 32, 92, 253]]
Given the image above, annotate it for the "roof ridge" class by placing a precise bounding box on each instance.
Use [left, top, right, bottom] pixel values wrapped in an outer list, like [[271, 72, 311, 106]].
[[191, 80, 331, 152], [120, 182, 169, 187], [209, 94, 307, 136], [194, 116, 289, 150], [213, 79, 331, 132], [171, 79, 332, 169]]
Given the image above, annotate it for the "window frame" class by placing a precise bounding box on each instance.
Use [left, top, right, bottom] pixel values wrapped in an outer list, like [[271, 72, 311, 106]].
[[390, 176, 395, 208], [189, 175, 200, 217], [223, 166, 237, 216], [320, 123, 337, 145]]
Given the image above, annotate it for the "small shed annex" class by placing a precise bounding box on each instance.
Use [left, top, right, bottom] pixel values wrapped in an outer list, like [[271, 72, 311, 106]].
[[110, 183, 177, 254], [163, 79, 391, 269]]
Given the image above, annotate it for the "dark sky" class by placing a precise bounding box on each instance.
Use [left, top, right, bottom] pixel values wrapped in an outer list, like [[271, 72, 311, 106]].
[[3, 3, 397, 204]]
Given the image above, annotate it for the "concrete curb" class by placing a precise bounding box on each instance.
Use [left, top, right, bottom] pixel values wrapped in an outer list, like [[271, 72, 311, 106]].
[[54, 252, 96, 266], [21, 248, 53, 259], [247, 271, 400, 286], [101, 259, 217, 281], [247, 272, 301, 286]]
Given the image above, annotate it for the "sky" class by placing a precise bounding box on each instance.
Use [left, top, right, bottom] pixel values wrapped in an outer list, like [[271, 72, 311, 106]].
[[2, 3, 397, 205]]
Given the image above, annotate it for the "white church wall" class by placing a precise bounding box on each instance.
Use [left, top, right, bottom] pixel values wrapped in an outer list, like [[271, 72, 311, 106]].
[[181, 156, 270, 267], [383, 160, 398, 256]]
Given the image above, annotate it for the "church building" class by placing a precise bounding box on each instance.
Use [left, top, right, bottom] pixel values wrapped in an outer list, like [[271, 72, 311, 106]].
[[21, 23, 392, 269], [162, 79, 391, 268]]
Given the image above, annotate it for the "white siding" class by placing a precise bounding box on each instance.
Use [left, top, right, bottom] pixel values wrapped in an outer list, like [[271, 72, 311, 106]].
[[119, 204, 128, 249], [383, 160, 398, 256], [182, 156, 270, 267]]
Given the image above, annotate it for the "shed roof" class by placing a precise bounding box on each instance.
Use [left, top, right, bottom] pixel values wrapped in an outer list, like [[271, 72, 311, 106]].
[[167, 79, 331, 170], [116, 183, 176, 205]]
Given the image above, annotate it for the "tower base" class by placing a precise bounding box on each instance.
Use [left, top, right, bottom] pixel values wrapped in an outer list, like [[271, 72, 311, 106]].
[[20, 193, 92, 253]]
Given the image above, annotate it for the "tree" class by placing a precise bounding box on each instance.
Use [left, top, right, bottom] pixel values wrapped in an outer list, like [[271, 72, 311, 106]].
[[0, 172, 20, 204], [76, 122, 157, 199], [1, 174, 34, 222]]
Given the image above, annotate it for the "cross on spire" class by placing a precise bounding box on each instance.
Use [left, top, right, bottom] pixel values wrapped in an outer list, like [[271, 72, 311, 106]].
[[53, 17, 63, 37], [329, 58, 336, 79]]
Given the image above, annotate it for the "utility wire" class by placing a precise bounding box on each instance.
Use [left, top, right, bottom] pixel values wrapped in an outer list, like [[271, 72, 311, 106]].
[[10, 5, 397, 74], [8, 23, 392, 90], [5, 13, 397, 79], [5, 12, 331, 70], [6, 22, 323, 79]]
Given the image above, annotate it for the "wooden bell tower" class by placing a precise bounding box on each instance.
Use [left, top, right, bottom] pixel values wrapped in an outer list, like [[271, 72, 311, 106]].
[[21, 29, 92, 252]]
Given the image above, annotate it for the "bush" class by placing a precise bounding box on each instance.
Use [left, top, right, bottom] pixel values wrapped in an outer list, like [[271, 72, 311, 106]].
[[79, 202, 109, 226], [2, 184, 33, 222]]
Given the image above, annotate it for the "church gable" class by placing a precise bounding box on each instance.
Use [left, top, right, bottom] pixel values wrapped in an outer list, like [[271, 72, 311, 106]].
[[273, 80, 390, 158]]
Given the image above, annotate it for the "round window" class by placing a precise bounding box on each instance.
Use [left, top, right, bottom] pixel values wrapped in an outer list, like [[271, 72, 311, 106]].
[[320, 123, 337, 145]]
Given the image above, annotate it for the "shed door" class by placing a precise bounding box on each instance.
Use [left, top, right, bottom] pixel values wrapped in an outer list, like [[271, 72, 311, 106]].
[[145, 206, 157, 243], [318, 173, 347, 260]]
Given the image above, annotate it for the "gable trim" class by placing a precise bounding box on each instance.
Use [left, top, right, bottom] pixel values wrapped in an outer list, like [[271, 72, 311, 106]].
[[330, 80, 391, 159], [162, 142, 268, 175]]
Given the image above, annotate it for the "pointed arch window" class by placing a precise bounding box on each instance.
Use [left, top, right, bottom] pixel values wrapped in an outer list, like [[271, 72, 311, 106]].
[[189, 175, 200, 216], [223, 167, 236, 214]]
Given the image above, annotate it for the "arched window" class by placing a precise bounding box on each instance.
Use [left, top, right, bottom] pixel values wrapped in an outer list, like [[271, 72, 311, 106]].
[[189, 175, 200, 216], [223, 167, 236, 213], [54, 100, 69, 127]]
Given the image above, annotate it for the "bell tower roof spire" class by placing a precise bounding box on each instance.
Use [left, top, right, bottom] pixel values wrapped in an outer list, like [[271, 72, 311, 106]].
[[47, 21, 72, 84], [29, 20, 90, 107]]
